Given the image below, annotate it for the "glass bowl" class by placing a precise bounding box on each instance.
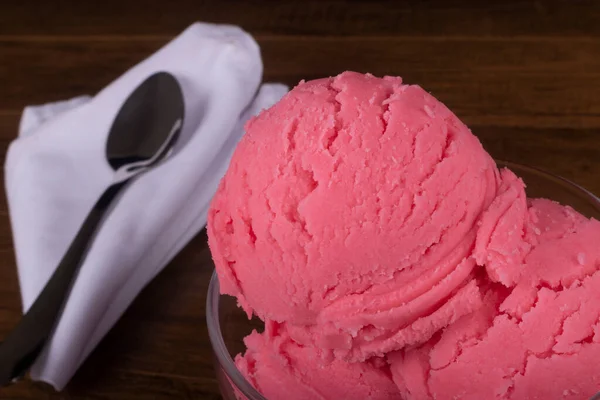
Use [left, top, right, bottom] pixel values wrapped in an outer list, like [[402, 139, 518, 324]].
[[206, 161, 600, 400]]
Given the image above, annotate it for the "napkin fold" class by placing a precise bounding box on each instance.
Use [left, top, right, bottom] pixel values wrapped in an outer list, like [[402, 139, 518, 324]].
[[4, 22, 288, 390]]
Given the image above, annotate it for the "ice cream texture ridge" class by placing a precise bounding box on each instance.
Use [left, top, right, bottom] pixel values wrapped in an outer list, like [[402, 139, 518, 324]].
[[207, 71, 600, 400]]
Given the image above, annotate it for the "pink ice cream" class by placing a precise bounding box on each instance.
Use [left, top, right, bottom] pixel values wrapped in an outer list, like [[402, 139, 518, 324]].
[[209, 72, 498, 361], [207, 71, 600, 399], [237, 321, 401, 400], [390, 199, 600, 400]]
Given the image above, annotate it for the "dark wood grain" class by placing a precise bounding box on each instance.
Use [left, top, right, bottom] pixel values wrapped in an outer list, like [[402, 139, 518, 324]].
[[2, 0, 600, 37], [0, 1, 599, 399], [2, 37, 600, 128]]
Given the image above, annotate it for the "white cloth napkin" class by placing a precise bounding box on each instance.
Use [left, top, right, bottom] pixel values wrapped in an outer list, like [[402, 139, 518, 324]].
[[4, 22, 288, 390]]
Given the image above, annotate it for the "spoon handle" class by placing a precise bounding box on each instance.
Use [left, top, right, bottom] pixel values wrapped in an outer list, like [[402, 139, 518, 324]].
[[0, 181, 127, 386]]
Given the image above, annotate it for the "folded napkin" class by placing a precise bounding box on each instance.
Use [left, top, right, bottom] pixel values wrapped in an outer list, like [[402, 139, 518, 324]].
[[4, 22, 288, 390]]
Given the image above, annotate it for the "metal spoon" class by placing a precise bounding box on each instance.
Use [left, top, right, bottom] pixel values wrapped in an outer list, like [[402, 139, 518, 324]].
[[0, 71, 185, 386]]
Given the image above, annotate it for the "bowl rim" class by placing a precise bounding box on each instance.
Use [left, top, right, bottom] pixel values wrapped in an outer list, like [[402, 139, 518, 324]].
[[207, 272, 267, 399], [205, 160, 600, 399], [497, 160, 600, 205]]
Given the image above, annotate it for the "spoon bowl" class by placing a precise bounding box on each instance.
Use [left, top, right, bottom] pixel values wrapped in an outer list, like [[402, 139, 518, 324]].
[[108, 72, 184, 180]]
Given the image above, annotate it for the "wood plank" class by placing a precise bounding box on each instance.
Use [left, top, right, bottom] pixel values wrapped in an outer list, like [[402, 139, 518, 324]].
[[261, 37, 600, 129], [475, 126, 600, 196], [1, 0, 600, 37], [1, 37, 600, 128], [0, 114, 19, 255]]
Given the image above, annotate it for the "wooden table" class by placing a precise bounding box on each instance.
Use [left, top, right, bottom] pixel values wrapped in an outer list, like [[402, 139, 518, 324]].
[[0, 1, 599, 398]]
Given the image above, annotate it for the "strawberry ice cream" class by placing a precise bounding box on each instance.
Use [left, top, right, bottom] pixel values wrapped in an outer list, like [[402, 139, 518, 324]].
[[209, 72, 498, 361], [390, 199, 600, 400], [237, 321, 401, 400], [207, 71, 600, 399]]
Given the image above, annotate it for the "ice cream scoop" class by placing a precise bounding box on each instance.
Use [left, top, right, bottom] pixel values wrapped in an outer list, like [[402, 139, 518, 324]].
[[208, 72, 499, 361]]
